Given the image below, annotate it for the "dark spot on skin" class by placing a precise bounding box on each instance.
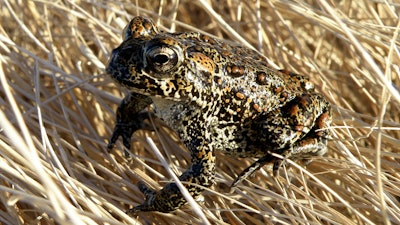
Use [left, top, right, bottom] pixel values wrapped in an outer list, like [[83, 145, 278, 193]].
[[226, 64, 245, 77]]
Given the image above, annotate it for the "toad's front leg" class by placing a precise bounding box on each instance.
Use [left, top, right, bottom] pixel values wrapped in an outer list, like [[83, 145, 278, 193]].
[[110, 94, 216, 213], [127, 138, 216, 213], [108, 93, 152, 157]]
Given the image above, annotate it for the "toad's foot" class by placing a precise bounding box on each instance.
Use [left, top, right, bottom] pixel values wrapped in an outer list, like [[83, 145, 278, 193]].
[[127, 154, 216, 213], [230, 154, 276, 188]]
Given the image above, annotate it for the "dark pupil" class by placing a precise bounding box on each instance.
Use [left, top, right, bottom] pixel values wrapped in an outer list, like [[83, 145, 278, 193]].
[[153, 54, 169, 64]]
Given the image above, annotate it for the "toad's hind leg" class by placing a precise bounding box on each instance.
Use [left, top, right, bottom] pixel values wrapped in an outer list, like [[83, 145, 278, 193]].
[[230, 154, 276, 187], [231, 93, 331, 186], [230, 134, 329, 187]]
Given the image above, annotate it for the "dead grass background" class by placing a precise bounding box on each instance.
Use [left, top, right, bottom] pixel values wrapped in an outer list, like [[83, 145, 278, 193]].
[[0, 0, 399, 224]]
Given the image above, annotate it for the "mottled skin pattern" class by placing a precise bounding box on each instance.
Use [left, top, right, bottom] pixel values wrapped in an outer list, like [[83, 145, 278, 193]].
[[106, 17, 332, 213]]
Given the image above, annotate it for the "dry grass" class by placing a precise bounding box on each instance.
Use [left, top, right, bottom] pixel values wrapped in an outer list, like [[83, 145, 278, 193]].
[[1, 0, 399, 224]]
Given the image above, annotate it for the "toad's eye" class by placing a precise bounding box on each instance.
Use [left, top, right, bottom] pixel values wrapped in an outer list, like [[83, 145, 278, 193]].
[[143, 38, 183, 74]]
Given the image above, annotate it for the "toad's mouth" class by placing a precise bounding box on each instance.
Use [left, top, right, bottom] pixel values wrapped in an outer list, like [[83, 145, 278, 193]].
[[108, 69, 190, 103], [106, 43, 193, 103]]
